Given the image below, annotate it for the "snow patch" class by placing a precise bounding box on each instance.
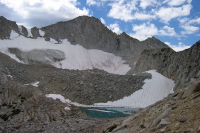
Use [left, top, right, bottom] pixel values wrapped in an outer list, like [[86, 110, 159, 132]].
[[45, 94, 90, 107], [39, 29, 45, 36], [45, 94, 72, 111], [50, 38, 58, 44], [7, 75, 13, 79], [24, 81, 40, 87], [10, 30, 19, 39], [27, 28, 33, 37], [64, 107, 71, 111], [31, 81, 40, 87], [0, 48, 25, 64], [94, 70, 175, 108]]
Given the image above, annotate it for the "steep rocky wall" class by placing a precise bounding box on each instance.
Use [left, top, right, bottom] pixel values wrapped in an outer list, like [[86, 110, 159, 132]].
[[41, 16, 118, 53], [0, 16, 20, 39], [134, 41, 200, 91]]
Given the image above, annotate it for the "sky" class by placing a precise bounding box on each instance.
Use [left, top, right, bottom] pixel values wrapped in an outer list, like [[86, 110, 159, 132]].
[[0, 0, 199, 51]]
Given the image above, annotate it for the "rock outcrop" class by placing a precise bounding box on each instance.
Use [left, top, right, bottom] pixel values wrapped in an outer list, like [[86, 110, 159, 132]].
[[8, 48, 66, 65], [0, 16, 20, 39], [31, 27, 40, 39]]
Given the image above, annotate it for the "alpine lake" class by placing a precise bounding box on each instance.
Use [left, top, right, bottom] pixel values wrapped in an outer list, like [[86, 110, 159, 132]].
[[80, 107, 140, 118]]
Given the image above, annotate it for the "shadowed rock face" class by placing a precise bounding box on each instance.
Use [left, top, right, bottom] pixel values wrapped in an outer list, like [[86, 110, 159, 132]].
[[0, 16, 20, 39], [31, 27, 40, 39], [134, 41, 200, 91]]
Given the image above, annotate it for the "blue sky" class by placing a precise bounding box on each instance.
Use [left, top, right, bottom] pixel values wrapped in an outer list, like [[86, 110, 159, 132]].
[[0, 0, 199, 51]]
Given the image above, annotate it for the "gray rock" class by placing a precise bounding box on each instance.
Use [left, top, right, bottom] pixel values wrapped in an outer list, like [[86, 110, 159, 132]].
[[156, 119, 170, 129], [151, 107, 171, 128], [31, 27, 40, 39]]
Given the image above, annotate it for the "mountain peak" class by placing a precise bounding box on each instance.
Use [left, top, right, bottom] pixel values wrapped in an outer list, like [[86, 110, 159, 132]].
[[0, 16, 171, 56], [143, 36, 171, 49], [0, 16, 7, 20]]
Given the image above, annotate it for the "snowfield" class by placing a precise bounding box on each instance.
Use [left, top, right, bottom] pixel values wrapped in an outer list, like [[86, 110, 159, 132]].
[[94, 70, 175, 108], [46, 70, 175, 108], [0, 31, 130, 75]]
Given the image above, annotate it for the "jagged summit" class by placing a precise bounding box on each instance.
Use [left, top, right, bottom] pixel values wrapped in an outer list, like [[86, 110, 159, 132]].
[[0, 15, 170, 57]]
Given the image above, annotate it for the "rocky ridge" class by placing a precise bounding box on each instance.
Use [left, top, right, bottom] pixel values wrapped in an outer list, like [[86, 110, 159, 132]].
[[0, 16, 170, 62]]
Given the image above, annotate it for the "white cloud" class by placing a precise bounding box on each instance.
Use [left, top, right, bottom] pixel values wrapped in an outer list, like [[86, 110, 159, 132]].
[[86, 0, 98, 6], [159, 26, 177, 36], [139, 0, 158, 9], [107, 0, 138, 21], [156, 4, 192, 23], [107, 0, 156, 21], [181, 25, 199, 34], [0, 0, 89, 27], [188, 17, 200, 24], [178, 17, 200, 35], [86, 0, 107, 6], [165, 42, 190, 51], [131, 22, 158, 40], [133, 12, 156, 20], [163, 0, 189, 6], [107, 0, 192, 23], [108, 23, 122, 34], [100, 18, 106, 24], [130, 23, 177, 41]]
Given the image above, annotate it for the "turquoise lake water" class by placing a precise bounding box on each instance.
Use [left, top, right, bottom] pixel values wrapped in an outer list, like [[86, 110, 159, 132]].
[[80, 107, 140, 118]]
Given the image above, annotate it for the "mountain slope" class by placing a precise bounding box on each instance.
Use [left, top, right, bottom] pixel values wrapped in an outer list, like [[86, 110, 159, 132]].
[[0, 16, 199, 133], [134, 41, 200, 90], [0, 16, 171, 75]]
